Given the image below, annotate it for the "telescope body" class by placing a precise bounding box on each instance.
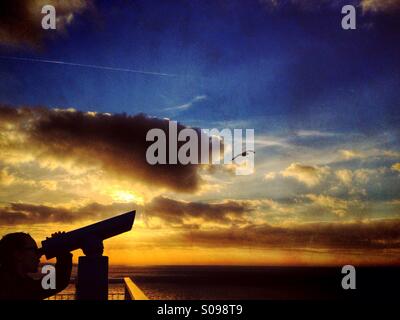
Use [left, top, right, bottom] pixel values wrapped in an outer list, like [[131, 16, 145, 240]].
[[40, 210, 135, 259]]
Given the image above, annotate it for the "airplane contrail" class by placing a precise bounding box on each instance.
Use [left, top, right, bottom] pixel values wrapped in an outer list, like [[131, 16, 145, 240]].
[[0, 56, 185, 78]]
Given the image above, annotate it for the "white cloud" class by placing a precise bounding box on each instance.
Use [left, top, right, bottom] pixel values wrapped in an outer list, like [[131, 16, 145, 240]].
[[264, 172, 278, 180], [295, 130, 337, 138], [335, 169, 353, 186], [306, 194, 357, 217], [339, 149, 365, 160], [281, 163, 330, 187], [163, 95, 207, 112]]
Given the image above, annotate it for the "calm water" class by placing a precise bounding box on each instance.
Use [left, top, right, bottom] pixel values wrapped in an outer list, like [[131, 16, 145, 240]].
[[60, 265, 400, 300]]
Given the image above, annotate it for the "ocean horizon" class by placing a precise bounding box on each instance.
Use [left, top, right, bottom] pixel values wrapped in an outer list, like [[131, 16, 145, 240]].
[[56, 265, 400, 300]]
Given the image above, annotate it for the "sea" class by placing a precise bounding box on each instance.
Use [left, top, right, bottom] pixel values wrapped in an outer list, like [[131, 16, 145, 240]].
[[57, 265, 400, 300]]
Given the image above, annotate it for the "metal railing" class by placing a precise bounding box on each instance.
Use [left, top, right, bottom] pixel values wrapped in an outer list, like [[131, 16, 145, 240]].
[[46, 277, 149, 300], [46, 294, 75, 300], [46, 293, 126, 300], [123, 277, 149, 300]]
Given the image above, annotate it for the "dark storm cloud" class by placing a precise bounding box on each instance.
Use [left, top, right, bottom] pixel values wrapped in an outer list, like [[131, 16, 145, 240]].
[[0, 196, 254, 226], [0, 104, 20, 120], [1, 199, 399, 253], [145, 196, 254, 224], [0, 201, 133, 225], [0, 0, 93, 47], [180, 219, 400, 250], [0, 0, 41, 47], [0, 104, 206, 192]]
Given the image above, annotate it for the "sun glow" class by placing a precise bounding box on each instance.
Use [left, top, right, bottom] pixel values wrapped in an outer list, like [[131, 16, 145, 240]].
[[111, 190, 144, 205]]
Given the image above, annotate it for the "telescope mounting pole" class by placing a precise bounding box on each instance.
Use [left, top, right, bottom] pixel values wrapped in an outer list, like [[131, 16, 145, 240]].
[[76, 239, 109, 300]]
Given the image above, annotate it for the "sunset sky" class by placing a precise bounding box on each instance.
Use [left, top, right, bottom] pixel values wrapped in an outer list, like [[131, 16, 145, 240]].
[[0, 0, 399, 266]]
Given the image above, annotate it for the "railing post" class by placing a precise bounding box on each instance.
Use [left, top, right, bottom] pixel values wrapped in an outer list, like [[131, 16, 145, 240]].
[[124, 283, 129, 300]]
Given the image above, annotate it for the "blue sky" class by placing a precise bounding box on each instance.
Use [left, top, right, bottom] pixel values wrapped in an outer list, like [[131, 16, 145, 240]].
[[1, 0, 399, 134]]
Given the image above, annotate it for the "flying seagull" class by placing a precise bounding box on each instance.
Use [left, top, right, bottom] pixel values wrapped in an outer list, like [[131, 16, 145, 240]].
[[232, 150, 255, 161]]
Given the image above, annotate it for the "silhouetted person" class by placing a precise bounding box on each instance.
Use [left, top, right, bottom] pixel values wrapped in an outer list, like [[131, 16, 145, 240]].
[[0, 232, 72, 300]]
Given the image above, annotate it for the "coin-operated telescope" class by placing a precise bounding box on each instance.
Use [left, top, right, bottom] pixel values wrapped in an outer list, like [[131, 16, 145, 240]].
[[39, 211, 136, 300]]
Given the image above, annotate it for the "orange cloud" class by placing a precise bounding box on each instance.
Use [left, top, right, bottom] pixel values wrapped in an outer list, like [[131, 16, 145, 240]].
[[392, 163, 400, 172], [179, 219, 400, 251]]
